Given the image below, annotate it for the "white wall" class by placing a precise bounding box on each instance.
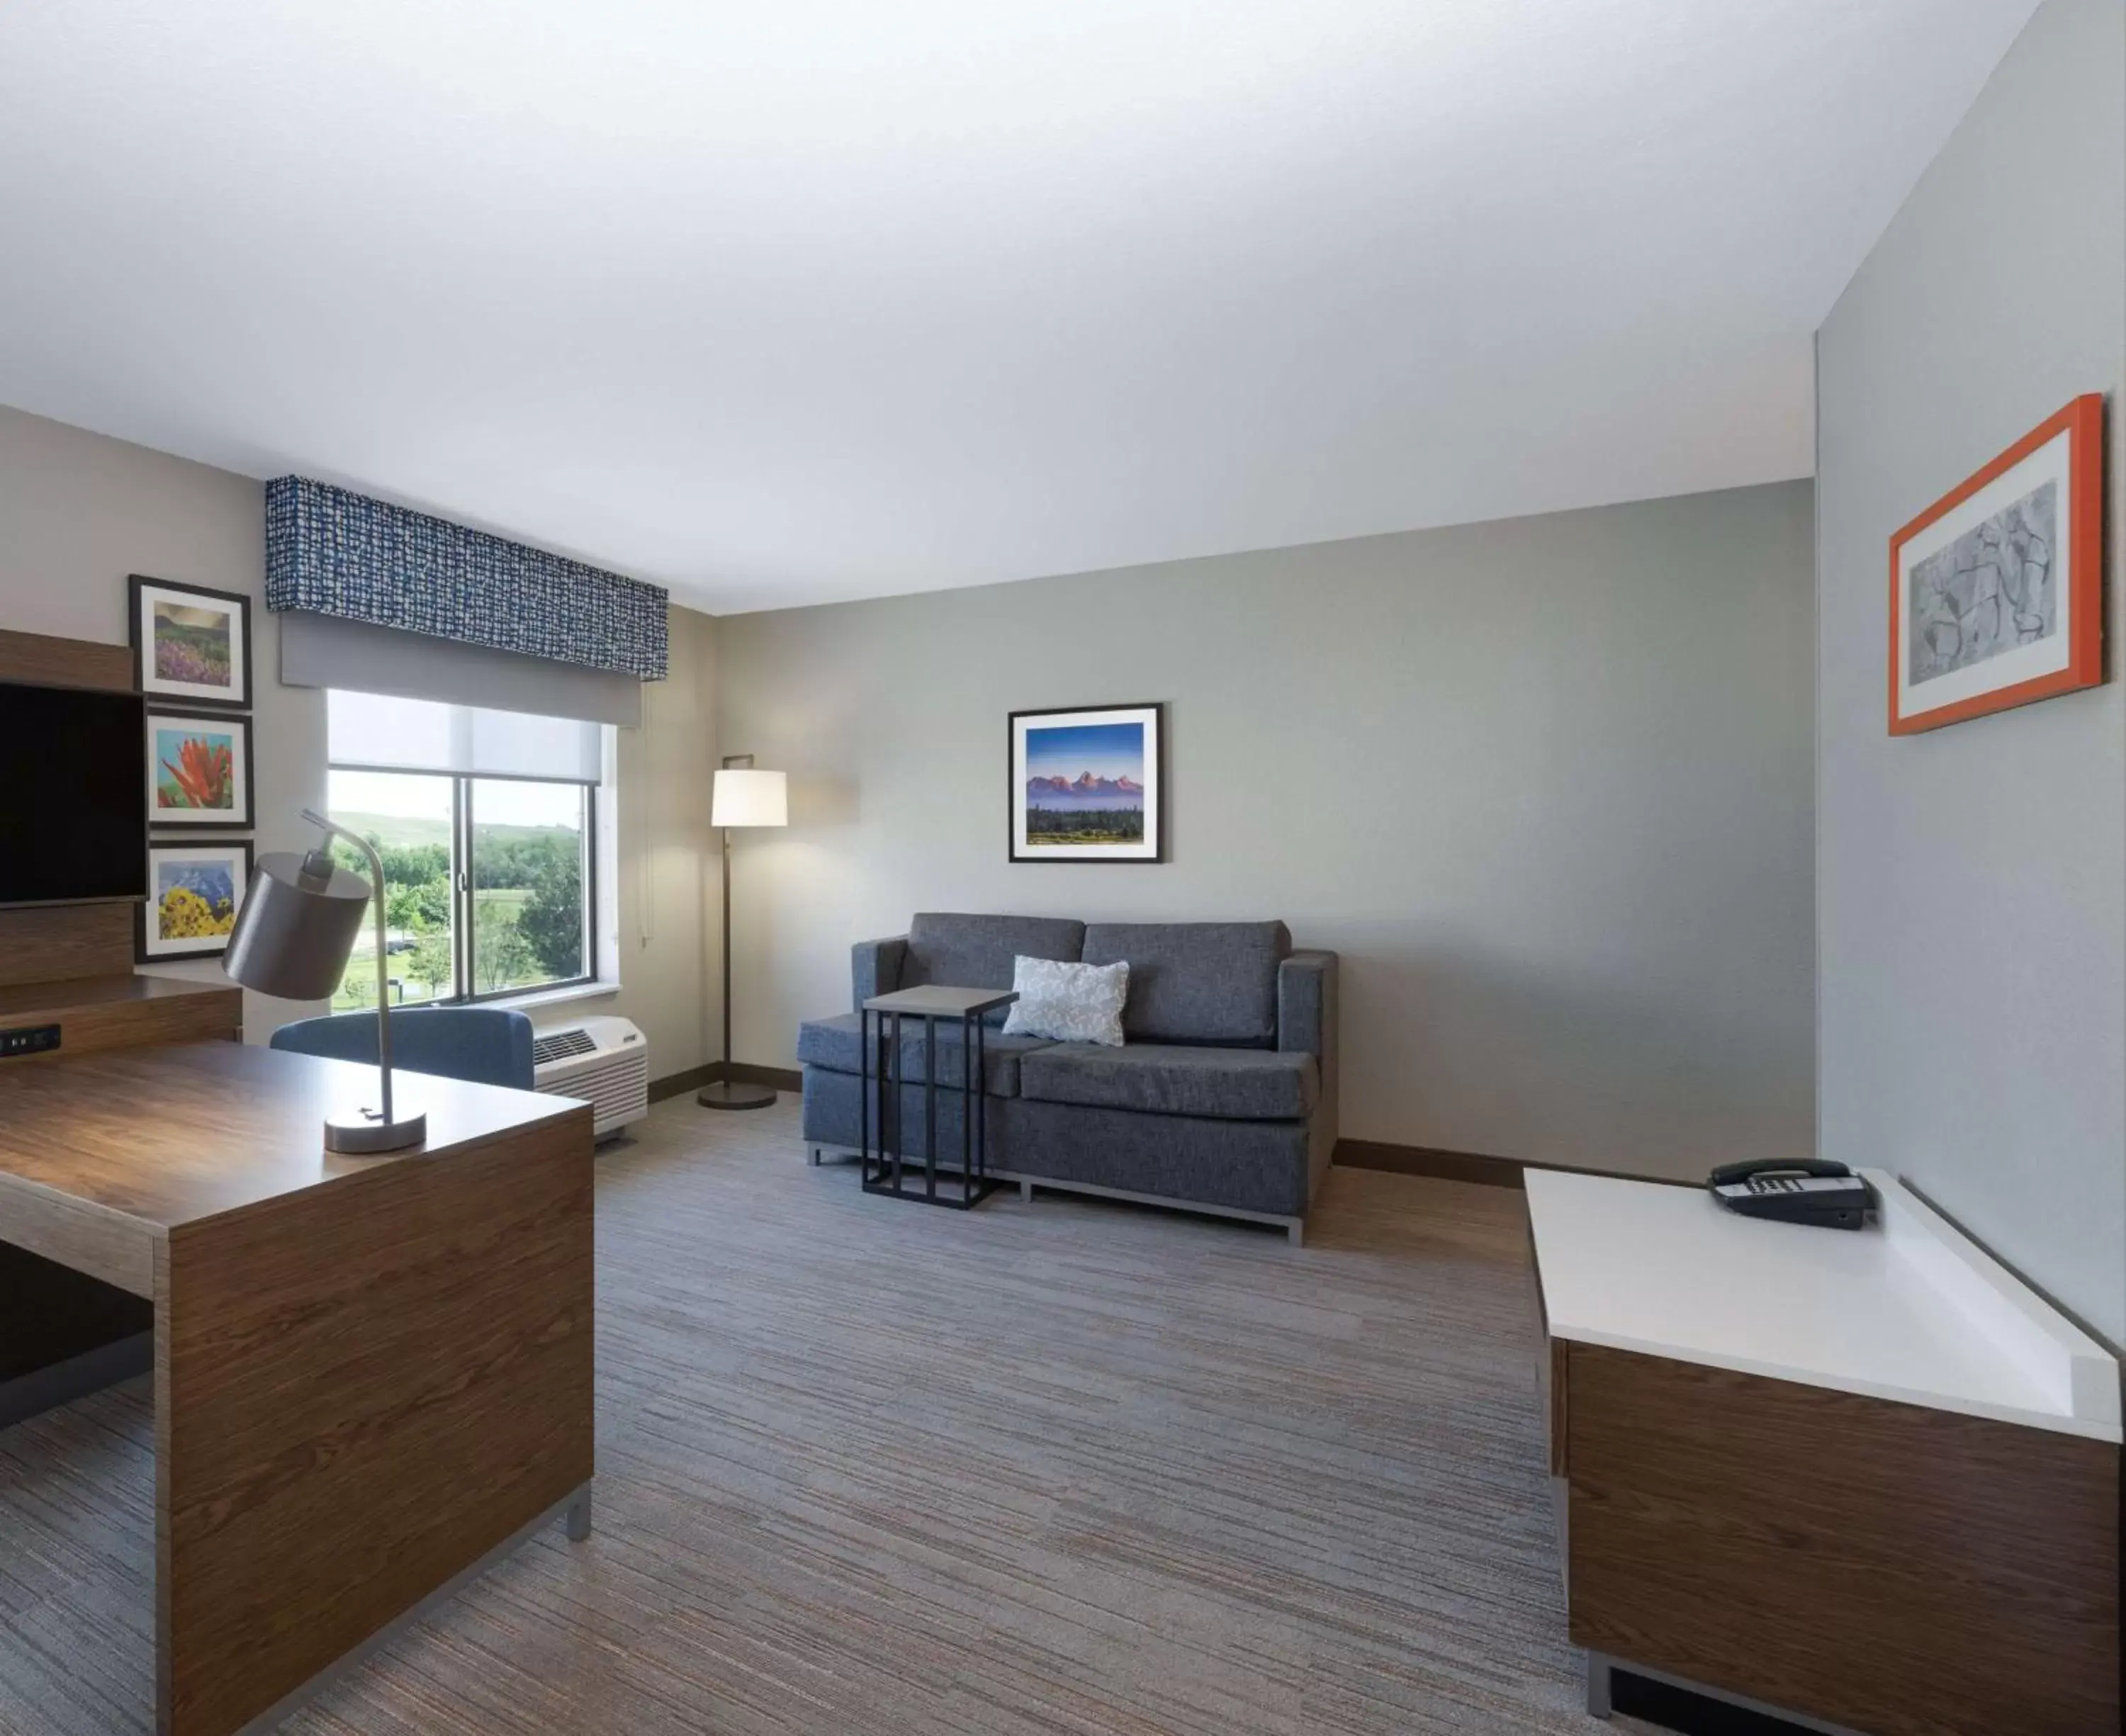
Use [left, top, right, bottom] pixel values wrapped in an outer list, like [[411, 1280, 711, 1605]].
[[0, 403, 719, 1078], [594, 603, 719, 1077], [719, 481, 1817, 1181], [1817, 0, 2125, 1347]]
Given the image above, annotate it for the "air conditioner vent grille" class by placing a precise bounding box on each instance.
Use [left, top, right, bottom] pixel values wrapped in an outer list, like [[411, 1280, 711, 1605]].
[[529, 1016, 650, 1138], [533, 1027, 597, 1065]]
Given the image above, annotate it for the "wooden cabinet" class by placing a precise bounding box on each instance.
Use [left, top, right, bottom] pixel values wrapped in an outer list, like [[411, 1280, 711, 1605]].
[[1526, 1168, 2120, 1736]]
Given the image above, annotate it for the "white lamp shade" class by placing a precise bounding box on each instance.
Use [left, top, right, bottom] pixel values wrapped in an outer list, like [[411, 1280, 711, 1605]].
[[712, 767, 787, 828]]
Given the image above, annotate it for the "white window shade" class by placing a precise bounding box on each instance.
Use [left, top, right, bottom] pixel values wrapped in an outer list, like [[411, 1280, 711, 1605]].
[[328, 689, 603, 784], [282, 612, 643, 728]]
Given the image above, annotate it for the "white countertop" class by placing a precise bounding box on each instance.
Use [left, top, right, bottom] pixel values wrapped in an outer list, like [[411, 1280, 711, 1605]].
[[1525, 1167, 2120, 1443]]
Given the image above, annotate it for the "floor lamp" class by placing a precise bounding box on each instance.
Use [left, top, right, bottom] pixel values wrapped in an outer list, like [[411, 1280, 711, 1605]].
[[699, 760, 787, 1110]]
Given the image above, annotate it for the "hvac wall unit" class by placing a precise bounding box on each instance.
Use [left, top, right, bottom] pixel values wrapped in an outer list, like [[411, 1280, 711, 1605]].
[[532, 1015, 649, 1139]]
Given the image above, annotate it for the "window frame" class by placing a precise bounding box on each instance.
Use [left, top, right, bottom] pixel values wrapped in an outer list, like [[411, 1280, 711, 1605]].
[[326, 764, 598, 1008]]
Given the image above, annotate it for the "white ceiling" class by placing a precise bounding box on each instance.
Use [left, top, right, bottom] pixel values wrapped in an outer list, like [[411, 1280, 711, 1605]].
[[0, 1, 2037, 614]]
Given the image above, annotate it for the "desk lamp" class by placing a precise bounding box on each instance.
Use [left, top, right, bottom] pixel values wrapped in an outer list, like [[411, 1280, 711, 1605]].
[[223, 807, 428, 1153]]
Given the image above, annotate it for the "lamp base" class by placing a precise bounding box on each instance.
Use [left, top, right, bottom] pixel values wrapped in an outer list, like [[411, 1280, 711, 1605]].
[[697, 1079, 777, 1112], [324, 1109, 429, 1154]]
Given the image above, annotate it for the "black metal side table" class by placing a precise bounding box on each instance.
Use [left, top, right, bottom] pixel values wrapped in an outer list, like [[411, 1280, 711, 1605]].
[[858, 986, 1017, 1210]]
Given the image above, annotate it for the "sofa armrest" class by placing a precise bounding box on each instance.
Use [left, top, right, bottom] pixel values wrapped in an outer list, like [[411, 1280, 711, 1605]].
[[1279, 949, 1339, 1208], [1278, 950, 1337, 1061], [852, 935, 909, 1010]]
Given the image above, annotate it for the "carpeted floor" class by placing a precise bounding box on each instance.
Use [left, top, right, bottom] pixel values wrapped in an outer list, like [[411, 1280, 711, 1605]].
[[0, 1093, 1621, 1734]]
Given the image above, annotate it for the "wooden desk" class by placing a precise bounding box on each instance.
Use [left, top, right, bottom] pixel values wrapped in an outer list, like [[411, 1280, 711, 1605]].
[[0, 1042, 596, 1736], [1526, 1168, 2120, 1736], [0, 972, 247, 1425]]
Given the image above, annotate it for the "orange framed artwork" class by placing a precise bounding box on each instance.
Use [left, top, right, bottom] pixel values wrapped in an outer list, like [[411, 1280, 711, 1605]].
[[1888, 393, 2103, 734]]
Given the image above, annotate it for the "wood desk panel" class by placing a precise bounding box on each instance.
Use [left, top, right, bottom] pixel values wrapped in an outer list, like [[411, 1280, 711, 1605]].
[[0, 624, 133, 692], [157, 1105, 595, 1735], [0, 904, 136, 989], [0, 1180, 156, 1295], [0, 976, 242, 1064], [0, 1042, 596, 1736], [1565, 1341, 2120, 1736], [0, 1042, 573, 1229]]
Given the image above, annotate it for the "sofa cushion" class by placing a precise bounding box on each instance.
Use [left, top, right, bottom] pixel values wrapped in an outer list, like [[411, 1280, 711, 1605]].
[[1003, 955, 1128, 1047], [799, 1076, 1314, 1217], [902, 913, 1086, 1019], [1001, 1098, 1313, 1217], [1017, 1042, 1317, 1122], [797, 1013, 1053, 1097], [1081, 921, 1292, 1047]]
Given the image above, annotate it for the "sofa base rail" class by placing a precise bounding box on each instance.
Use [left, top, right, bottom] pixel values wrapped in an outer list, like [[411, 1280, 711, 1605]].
[[808, 1144, 1306, 1246]]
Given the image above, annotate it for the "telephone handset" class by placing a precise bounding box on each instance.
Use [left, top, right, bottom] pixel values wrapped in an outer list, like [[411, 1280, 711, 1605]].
[[1706, 1158, 1877, 1230]]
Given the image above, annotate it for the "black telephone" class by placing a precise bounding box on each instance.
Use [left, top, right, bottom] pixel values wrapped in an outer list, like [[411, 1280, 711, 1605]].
[[1706, 1158, 1877, 1230]]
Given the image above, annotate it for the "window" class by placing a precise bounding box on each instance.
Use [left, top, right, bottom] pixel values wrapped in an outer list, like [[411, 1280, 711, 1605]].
[[470, 778, 590, 996], [327, 770, 458, 1010], [327, 693, 602, 1010]]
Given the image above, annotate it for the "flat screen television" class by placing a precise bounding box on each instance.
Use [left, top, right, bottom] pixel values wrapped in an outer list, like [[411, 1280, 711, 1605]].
[[0, 680, 148, 907]]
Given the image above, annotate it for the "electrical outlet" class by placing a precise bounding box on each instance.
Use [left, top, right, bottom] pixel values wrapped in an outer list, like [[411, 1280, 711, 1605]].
[[0, 1024, 61, 1058]]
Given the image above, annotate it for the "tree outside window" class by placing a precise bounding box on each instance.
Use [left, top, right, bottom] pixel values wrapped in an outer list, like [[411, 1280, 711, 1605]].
[[326, 768, 592, 1008]]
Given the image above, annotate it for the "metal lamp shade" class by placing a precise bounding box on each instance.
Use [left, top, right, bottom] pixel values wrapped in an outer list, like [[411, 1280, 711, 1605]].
[[223, 851, 371, 1001]]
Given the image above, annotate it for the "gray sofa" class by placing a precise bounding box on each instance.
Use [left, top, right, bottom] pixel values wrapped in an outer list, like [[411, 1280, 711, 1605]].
[[798, 913, 1338, 1243]]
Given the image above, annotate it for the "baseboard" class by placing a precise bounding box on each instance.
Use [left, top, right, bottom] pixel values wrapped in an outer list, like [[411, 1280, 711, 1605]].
[[0, 1329, 153, 1429], [649, 1061, 803, 1103], [1332, 1139, 1698, 1191], [1334, 1139, 1526, 1188], [648, 1064, 717, 1102]]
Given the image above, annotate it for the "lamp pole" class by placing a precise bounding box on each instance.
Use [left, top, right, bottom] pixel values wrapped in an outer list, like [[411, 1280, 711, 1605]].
[[300, 808, 423, 1146], [721, 822, 734, 1083], [698, 766, 782, 1111]]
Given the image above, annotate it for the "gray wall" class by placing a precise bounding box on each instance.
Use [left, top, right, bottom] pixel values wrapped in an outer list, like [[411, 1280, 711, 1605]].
[[0, 402, 330, 1038], [0, 403, 721, 1074], [1816, 0, 2125, 1345], [719, 481, 1817, 1181]]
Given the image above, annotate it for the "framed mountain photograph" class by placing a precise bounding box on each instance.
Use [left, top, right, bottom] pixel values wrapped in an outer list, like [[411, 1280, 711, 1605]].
[[1009, 702, 1164, 862], [130, 574, 252, 710], [138, 840, 253, 962], [1889, 394, 2103, 734]]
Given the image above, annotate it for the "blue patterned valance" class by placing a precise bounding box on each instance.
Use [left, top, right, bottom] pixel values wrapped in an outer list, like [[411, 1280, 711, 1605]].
[[265, 476, 668, 680]]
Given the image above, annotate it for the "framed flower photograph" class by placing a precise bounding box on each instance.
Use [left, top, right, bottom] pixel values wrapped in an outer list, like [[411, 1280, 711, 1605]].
[[130, 574, 252, 709], [147, 708, 254, 828], [1889, 394, 2103, 734], [138, 840, 253, 962], [1009, 702, 1165, 862]]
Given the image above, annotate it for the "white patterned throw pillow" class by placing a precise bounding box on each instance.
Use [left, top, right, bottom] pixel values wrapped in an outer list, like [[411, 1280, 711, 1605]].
[[1002, 955, 1129, 1047]]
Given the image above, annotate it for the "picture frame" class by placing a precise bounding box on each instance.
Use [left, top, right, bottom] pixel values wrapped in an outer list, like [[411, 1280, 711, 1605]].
[[137, 840, 254, 962], [1889, 394, 2103, 734], [130, 574, 252, 710], [1009, 701, 1165, 863], [147, 707, 255, 829]]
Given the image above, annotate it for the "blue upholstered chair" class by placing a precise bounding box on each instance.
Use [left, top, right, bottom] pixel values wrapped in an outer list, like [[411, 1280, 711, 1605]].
[[269, 1006, 537, 1091]]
